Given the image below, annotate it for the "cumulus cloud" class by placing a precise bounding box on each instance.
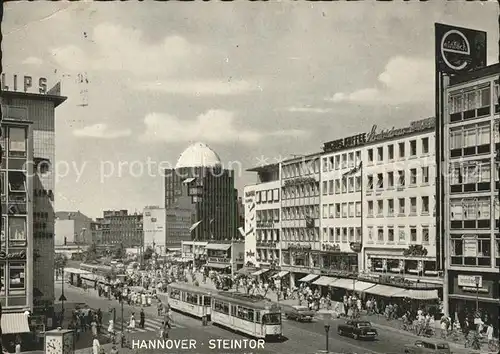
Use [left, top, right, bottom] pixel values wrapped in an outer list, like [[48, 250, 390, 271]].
[[73, 123, 131, 139], [139, 109, 306, 145], [134, 79, 260, 96], [326, 56, 433, 105], [51, 23, 199, 76], [285, 106, 332, 113], [22, 57, 43, 66]]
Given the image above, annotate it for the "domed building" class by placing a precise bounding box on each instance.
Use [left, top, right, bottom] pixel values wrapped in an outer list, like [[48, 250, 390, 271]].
[[164, 142, 239, 249]]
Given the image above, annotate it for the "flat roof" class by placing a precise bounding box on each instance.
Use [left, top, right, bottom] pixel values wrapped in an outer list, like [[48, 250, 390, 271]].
[[246, 163, 279, 173], [1, 90, 67, 108], [449, 63, 499, 86]]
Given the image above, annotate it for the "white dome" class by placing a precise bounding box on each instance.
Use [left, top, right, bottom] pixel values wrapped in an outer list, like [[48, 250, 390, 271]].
[[175, 142, 222, 169]]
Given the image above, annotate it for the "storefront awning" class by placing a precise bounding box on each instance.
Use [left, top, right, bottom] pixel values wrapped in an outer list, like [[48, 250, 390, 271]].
[[298, 274, 319, 283], [364, 284, 406, 297], [330, 278, 376, 292], [1, 313, 30, 334], [206, 263, 230, 269], [393, 289, 439, 300], [182, 177, 196, 184], [312, 276, 338, 286], [252, 269, 269, 276], [64, 267, 91, 275], [272, 271, 289, 278], [206, 244, 231, 251]]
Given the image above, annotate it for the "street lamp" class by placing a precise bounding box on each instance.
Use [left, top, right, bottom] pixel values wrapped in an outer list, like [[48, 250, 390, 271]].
[[474, 276, 481, 312], [324, 323, 330, 352]]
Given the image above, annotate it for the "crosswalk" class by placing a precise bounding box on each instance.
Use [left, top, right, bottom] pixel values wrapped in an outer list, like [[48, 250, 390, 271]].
[[116, 317, 184, 334]]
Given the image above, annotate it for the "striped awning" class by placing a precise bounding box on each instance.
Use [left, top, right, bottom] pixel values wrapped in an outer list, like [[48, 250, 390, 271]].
[[312, 276, 338, 286], [252, 269, 269, 276], [298, 274, 319, 283], [1, 313, 30, 334], [393, 289, 439, 300], [364, 284, 406, 297], [206, 263, 229, 269], [272, 271, 289, 278], [330, 278, 376, 292]]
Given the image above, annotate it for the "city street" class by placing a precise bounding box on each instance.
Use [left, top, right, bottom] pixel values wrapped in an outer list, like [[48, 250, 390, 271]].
[[56, 282, 454, 354]]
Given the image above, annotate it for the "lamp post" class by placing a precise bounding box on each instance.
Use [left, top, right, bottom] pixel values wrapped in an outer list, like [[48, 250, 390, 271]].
[[474, 276, 481, 312], [324, 323, 330, 352]]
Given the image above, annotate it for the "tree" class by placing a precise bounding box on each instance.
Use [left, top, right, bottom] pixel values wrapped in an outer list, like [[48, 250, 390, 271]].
[[84, 243, 98, 263], [143, 246, 154, 261], [54, 254, 68, 280], [114, 243, 126, 260]]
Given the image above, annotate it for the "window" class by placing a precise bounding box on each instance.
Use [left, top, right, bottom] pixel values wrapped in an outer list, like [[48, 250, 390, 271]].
[[342, 178, 347, 193], [377, 200, 383, 217], [421, 137, 429, 154], [0, 172, 5, 198], [421, 167, 429, 184], [410, 227, 417, 243], [322, 158, 328, 172], [342, 154, 347, 168], [450, 93, 464, 114], [348, 152, 354, 167], [377, 147, 383, 162], [388, 144, 394, 160], [367, 227, 373, 242], [398, 142, 405, 158], [377, 228, 384, 242], [387, 172, 394, 188], [342, 228, 348, 243], [410, 169, 417, 185], [376, 173, 384, 189], [398, 170, 405, 187], [355, 201, 361, 217], [348, 177, 354, 193], [367, 175, 374, 191], [450, 128, 462, 149], [410, 197, 417, 215], [322, 205, 328, 218], [367, 201, 374, 217], [398, 227, 405, 243], [422, 196, 429, 215], [349, 228, 355, 242], [213, 300, 229, 314], [335, 204, 341, 218], [9, 262, 25, 291], [327, 180, 333, 195], [8, 127, 26, 156], [334, 156, 340, 170], [273, 189, 279, 202], [450, 200, 463, 220], [341, 203, 347, 218], [9, 217, 26, 245], [410, 140, 417, 156], [322, 181, 328, 196], [329, 204, 334, 218], [355, 176, 361, 192], [398, 198, 405, 215], [388, 228, 394, 242], [335, 228, 341, 243], [388, 199, 394, 216], [422, 227, 430, 244], [368, 149, 373, 163], [355, 227, 361, 242], [8, 172, 26, 192], [348, 202, 355, 218]]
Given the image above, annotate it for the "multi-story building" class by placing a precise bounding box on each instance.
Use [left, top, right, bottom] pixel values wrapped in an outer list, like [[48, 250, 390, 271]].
[[143, 206, 166, 254], [361, 118, 439, 284], [442, 63, 499, 320], [320, 142, 363, 274], [90, 220, 103, 245], [1, 80, 66, 334], [164, 142, 238, 243], [244, 163, 281, 270], [280, 154, 321, 286], [54, 211, 93, 245], [100, 210, 143, 247]]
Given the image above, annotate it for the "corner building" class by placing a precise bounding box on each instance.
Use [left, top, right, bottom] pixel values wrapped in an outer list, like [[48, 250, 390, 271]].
[[442, 64, 499, 322], [1, 87, 66, 335]]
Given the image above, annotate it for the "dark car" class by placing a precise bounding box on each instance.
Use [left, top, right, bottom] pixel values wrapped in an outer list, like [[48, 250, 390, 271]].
[[337, 320, 378, 340]]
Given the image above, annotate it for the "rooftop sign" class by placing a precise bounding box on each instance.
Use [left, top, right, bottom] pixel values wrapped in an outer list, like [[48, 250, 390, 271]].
[[1, 74, 48, 94]]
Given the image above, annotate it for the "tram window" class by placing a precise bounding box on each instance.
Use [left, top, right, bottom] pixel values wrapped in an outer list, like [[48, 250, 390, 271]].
[[186, 293, 198, 305], [214, 300, 229, 314], [170, 289, 181, 300], [203, 296, 211, 306], [231, 305, 236, 316], [262, 313, 281, 325], [255, 311, 261, 323], [236, 306, 254, 322]]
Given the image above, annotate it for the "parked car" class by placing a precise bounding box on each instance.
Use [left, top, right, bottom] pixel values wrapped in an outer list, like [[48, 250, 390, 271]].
[[283, 305, 315, 322], [337, 320, 377, 340], [404, 340, 451, 354]]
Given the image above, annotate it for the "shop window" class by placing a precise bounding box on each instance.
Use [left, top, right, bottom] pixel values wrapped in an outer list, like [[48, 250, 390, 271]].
[[8, 217, 26, 246], [8, 172, 26, 192], [9, 262, 25, 292]]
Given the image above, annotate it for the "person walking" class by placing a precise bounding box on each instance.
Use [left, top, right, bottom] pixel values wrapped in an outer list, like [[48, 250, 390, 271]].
[[157, 302, 163, 316], [140, 309, 145, 329], [92, 336, 101, 354], [128, 313, 136, 332]]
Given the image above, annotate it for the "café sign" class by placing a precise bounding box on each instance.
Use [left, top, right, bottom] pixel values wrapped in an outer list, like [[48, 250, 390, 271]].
[[0, 250, 26, 260], [458, 275, 482, 288], [1, 74, 48, 94], [208, 257, 230, 263]]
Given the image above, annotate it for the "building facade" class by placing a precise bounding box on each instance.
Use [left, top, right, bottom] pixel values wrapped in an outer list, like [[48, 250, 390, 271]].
[[361, 118, 439, 283], [442, 64, 499, 319], [280, 154, 321, 286], [143, 206, 166, 254], [164, 142, 238, 243], [54, 211, 92, 246], [244, 163, 281, 269], [1, 84, 66, 329], [101, 210, 143, 247]]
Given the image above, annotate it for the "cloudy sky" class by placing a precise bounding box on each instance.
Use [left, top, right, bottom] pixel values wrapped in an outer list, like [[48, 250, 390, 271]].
[[2, 2, 498, 219]]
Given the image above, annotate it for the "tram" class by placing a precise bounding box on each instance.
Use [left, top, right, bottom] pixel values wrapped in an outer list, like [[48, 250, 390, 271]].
[[162, 283, 212, 320], [210, 291, 282, 340], [80, 263, 114, 276]]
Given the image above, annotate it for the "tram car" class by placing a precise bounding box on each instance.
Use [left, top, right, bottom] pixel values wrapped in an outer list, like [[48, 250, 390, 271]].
[[162, 283, 212, 320], [210, 291, 283, 340]]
